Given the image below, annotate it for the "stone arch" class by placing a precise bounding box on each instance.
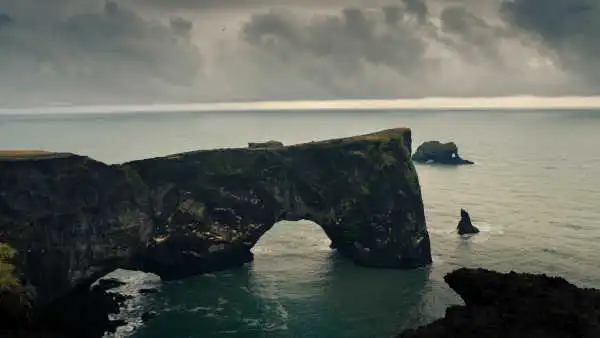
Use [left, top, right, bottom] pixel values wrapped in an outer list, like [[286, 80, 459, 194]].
[[128, 129, 432, 280], [0, 128, 432, 330]]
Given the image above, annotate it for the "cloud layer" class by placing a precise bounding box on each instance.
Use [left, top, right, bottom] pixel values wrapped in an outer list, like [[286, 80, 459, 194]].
[[0, 0, 598, 106], [0, 1, 201, 105]]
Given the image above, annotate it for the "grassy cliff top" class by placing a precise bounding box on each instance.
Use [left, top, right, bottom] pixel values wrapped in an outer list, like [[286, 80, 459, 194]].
[[0, 128, 412, 164], [290, 127, 410, 145], [339, 128, 410, 142], [0, 243, 19, 288], [0, 150, 74, 161], [0, 150, 54, 156]]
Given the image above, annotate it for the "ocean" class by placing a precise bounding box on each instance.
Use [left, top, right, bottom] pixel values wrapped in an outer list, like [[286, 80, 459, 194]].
[[1, 109, 599, 338]]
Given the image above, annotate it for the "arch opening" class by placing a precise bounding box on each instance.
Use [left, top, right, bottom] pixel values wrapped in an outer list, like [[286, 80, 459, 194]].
[[251, 219, 334, 262]]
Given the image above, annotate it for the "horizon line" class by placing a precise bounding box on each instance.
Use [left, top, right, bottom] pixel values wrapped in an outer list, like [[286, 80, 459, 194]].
[[3, 96, 600, 114]]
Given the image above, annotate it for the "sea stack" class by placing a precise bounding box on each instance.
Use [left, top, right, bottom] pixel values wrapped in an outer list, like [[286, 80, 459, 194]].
[[457, 209, 479, 235], [412, 141, 474, 165]]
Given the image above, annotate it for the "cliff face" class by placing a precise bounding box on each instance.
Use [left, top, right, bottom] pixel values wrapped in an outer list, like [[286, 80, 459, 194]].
[[127, 128, 431, 280], [398, 268, 600, 338], [0, 152, 153, 329], [0, 128, 430, 335]]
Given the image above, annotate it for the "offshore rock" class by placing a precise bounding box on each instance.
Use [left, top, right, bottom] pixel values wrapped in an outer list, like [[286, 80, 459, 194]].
[[0, 128, 431, 334], [412, 141, 473, 165], [457, 209, 479, 235], [397, 268, 600, 338]]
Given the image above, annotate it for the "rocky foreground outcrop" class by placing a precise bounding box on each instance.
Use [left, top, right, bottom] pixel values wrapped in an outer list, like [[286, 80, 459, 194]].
[[0, 128, 431, 336], [397, 268, 600, 338], [412, 141, 473, 165]]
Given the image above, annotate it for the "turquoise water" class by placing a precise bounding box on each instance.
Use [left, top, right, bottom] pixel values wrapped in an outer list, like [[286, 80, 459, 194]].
[[1, 109, 600, 337]]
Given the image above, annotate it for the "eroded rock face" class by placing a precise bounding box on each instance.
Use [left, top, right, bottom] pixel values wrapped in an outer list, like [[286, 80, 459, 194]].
[[397, 268, 600, 338], [0, 153, 153, 335], [457, 209, 479, 235], [412, 141, 473, 165], [128, 128, 431, 280], [0, 128, 431, 335]]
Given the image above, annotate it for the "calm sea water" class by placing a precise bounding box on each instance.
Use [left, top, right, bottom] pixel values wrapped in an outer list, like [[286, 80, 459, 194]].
[[1, 109, 600, 338]]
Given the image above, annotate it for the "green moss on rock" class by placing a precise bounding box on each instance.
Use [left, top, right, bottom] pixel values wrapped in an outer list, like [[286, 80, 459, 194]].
[[0, 243, 19, 288]]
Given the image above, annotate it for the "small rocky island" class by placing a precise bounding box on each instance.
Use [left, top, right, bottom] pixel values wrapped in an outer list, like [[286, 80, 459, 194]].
[[412, 141, 473, 165], [457, 209, 479, 235], [397, 268, 600, 338], [0, 128, 431, 337]]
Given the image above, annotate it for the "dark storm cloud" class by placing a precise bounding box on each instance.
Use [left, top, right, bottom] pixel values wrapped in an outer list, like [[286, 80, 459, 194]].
[[232, 1, 571, 99], [0, 1, 202, 106], [137, 0, 423, 10], [0, 13, 11, 24], [439, 6, 510, 63], [170, 17, 194, 36], [382, 6, 402, 25], [501, 0, 600, 91], [402, 0, 428, 24], [237, 6, 435, 99], [59, 2, 200, 84], [1, 0, 599, 106]]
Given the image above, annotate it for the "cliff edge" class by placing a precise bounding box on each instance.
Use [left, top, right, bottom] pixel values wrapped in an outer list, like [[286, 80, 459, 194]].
[[0, 151, 153, 335], [0, 128, 431, 336]]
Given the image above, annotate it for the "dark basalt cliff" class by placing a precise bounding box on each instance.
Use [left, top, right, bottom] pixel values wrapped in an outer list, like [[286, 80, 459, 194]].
[[0, 151, 154, 335], [0, 128, 431, 336], [129, 128, 430, 280], [397, 268, 600, 338]]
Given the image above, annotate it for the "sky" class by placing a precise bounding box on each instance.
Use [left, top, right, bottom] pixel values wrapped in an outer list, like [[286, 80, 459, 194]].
[[1, 0, 600, 107]]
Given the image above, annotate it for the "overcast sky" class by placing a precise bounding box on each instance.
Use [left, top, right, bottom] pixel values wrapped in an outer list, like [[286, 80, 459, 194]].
[[1, 0, 599, 106]]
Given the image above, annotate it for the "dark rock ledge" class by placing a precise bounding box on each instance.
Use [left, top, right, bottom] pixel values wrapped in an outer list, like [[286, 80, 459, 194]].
[[0, 128, 431, 337], [397, 268, 600, 338]]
